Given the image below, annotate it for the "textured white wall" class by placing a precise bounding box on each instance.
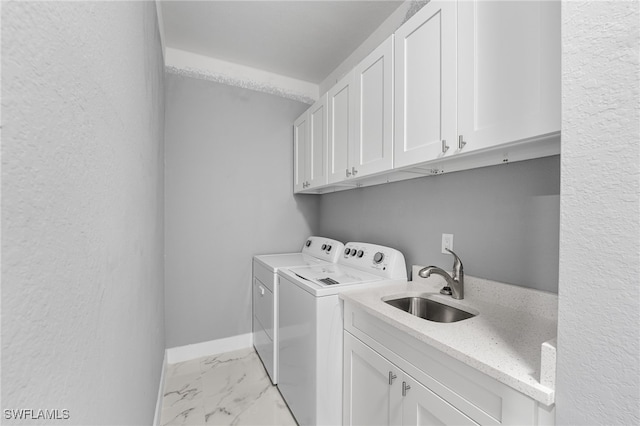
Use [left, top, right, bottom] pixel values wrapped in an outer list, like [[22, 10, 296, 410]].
[[557, 1, 639, 424], [164, 73, 318, 348], [2, 2, 165, 425]]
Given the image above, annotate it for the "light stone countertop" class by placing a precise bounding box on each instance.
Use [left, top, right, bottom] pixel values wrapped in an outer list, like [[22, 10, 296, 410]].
[[340, 267, 558, 406]]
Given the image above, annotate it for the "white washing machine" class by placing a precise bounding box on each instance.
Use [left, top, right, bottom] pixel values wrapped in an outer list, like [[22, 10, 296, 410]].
[[277, 242, 407, 426], [252, 236, 344, 385]]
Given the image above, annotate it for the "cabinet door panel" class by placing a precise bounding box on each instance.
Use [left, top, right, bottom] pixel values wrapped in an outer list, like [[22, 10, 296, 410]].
[[394, 0, 457, 168], [402, 375, 478, 426], [344, 332, 401, 426], [458, 0, 560, 151], [328, 72, 354, 183], [308, 95, 328, 188], [354, 36, 394, 178], [293, 112, 308, 193]]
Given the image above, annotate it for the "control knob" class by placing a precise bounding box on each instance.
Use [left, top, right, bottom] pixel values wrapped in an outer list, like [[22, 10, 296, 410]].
[[373, 252, 385, 264], [350, 249, 357, 257], [322, 244, 327, 250], [357, 250, 364, 258], [305, 240, 312, 247], [327, 245, 332, 252], [344, 248, 351, 256]]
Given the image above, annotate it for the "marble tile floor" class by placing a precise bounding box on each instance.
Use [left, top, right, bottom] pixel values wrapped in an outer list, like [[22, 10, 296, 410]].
[[160, 348, 298, 426]]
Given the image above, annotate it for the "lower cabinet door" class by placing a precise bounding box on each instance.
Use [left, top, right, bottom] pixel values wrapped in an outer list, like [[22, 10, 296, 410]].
[[344, 332, 402, 425], [401, 375, 478, 426], [345, 332, 479, 426]]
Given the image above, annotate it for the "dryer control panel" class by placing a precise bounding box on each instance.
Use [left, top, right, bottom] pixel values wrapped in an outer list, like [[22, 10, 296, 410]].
[[340, 242, 407, 280]]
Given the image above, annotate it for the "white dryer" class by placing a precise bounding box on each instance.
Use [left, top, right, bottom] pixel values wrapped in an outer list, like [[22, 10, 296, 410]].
[[277, 242, 407, 426], [252, 236, 344, 385]]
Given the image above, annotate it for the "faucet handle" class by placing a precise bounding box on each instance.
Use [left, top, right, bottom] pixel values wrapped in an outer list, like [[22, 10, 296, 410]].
[[445, 248, 463, 279], [440, 286, 453, 296]]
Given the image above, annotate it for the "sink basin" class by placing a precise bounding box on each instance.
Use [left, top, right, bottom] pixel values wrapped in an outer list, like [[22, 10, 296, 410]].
[[384, 296, 476, 323]]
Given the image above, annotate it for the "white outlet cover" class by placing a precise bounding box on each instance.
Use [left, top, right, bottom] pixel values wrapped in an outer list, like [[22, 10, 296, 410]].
[[442, 234, 454, 254]]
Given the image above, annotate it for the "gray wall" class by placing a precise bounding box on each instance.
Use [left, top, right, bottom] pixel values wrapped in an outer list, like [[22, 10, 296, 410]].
[[319, 156, 560, 293], [164, 73, 318, 348], [1, 2, 165, 425], [557, 1, 639, 424]]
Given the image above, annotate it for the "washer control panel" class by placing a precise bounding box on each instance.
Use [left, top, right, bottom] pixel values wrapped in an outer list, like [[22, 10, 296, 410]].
[[340, 242, 407, 280], [301, 236, 345, 263]]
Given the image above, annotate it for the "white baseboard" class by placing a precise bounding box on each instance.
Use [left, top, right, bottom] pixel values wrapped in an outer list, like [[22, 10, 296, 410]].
[[153, 350, 168, 426], [166, 333, 253, 365]]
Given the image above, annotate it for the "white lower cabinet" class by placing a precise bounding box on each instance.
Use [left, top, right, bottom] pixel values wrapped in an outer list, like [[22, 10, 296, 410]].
[[402, 374, 477, 426], [345, 332, 476, 425], [343, 302, 555, 426], [344, 331, 398, 425]]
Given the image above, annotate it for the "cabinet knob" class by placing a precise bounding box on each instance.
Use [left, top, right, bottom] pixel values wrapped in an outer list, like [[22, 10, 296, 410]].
[[388, 371, 397, 385], [352, 166, 358, 176], [442, 140, 449, 153], [402, 381, 411, 397], [259, 285, 265, 296], [346, 168, 352, 177], [458, 135, 467, 149]]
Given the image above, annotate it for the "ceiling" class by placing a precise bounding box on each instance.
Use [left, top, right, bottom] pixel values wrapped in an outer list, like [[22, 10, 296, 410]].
[[160, 0, 405, 84]]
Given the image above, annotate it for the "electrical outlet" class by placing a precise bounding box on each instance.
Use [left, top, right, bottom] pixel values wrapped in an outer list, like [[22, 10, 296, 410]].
[[441, 234, 454, 254]]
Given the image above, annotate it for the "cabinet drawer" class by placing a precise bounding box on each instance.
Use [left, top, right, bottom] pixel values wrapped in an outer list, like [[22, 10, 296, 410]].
[[253, 277, 274, 340]]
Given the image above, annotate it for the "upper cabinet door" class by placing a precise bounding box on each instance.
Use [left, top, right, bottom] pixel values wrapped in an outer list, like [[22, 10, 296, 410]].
[[394, 0, 457, 169], [328, 71, 355, 184], [293, 111, 308, 193], [307, 94, 328, 188], [457, 0, 561, 152], [353, 36, 394, 178]]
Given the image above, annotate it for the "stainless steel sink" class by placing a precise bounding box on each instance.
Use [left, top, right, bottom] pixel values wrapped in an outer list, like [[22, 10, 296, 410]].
[[384, 296, 476, 323]]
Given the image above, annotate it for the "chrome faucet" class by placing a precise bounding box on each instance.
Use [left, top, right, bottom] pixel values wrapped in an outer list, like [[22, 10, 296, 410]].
[[418, 249, 464, 300]]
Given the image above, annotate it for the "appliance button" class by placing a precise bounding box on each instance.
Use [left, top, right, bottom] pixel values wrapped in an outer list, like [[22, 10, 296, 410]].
[[373, 252, 384, 264], [357, 250, 364, 258]]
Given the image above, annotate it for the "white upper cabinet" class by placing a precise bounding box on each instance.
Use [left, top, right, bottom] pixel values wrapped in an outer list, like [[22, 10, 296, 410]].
[[293, 112, 308, 193], [307, 95, 328, 187], [457, 0, 561, 153], [328, 71, 355, 184], [394, 0, 457, 168], [353, 36, 394, 178], [328, 36, 394, 185], [293, 94, 328, 193], [294, 0, 560, 193]]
